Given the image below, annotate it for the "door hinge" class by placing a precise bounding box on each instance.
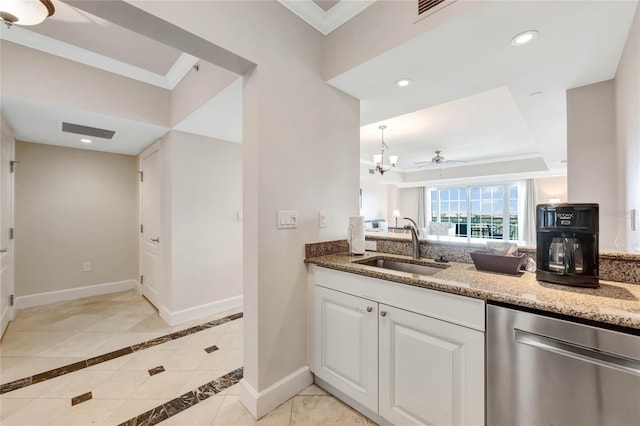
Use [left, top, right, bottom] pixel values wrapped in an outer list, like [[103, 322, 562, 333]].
[[9, 228, 14, 240], [9, 160, 18, 173], [9, 294, 14, 306], [140, 224, 144, 233], [140, 275, 144, 285], [138, 171, 143, 182]]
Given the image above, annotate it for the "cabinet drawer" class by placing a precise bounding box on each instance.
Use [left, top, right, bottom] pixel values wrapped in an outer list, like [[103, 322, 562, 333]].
[[316, 267, 485, 331]]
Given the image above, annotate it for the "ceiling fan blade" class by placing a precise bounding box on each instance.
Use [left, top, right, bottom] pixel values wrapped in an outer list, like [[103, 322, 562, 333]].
[[444, 159, 468, 163]]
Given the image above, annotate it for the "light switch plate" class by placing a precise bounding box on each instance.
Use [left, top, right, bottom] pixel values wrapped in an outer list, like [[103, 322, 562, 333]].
[[319, 211, 327, 228], [277, 210, 298, 229]]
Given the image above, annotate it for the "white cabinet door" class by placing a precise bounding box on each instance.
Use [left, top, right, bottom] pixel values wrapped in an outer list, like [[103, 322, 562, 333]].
[[379, 304, 485, 426], [314, 285, 378, 412]]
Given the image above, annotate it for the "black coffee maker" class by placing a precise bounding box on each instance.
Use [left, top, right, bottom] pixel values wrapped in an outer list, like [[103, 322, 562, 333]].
[[536, 203, 599, 288]]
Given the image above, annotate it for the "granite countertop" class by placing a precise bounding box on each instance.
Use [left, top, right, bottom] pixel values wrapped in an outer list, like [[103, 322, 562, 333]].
[[305, 251, 640, 330]]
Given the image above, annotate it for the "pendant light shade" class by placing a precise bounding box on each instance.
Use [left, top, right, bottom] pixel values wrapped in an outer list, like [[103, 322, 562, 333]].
[[373, 125, 398, 175], [0, 0, 55, 27]]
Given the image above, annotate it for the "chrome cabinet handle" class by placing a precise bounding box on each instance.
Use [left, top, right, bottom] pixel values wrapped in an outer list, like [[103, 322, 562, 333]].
[[366, 306, 373, 312], [151, 238, 160, 243], [380, 311, 387, 317], [0, 248, 7, 253]]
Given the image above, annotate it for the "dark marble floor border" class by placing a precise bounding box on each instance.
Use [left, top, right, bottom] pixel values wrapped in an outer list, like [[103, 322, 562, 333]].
[[0, 312, 243, 394], [117, 367, 244, 426]]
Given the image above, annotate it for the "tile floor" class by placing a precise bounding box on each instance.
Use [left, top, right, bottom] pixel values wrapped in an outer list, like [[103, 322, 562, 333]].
[[0, 291, 376, 425]]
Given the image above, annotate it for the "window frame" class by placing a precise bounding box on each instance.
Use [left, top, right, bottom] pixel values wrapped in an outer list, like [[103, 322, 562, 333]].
[[427, 182, 521, 243]]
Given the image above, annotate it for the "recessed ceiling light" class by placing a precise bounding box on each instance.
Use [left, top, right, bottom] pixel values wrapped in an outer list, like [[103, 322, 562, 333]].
[[395, 78, 411, 88], [80, 138, 92, 143], [511, 30, 538, 46]]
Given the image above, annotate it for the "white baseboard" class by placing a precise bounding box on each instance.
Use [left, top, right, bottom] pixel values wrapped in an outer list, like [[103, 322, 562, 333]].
[[239, 366, 313, 420], [15, 280, 138, 309], [159, 295, 243, 327]]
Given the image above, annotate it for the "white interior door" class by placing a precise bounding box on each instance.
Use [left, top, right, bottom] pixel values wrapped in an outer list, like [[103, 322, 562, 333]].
[[0, 128, 15, 337], [140, 147, 161, 308]]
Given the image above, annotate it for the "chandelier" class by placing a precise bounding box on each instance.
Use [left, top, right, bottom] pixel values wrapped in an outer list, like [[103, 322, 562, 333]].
[[373, 125, 398, 175], [0, 0, 55, 27]]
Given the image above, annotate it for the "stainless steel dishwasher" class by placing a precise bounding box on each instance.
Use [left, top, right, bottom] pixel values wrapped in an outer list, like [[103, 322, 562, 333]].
[[487, 303, 640, 426]]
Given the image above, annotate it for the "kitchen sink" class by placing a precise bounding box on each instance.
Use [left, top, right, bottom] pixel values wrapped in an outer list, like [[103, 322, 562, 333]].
[[356, 258, 446, 276]]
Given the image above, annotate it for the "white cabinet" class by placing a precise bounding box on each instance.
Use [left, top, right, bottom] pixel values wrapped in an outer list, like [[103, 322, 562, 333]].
[[311, 267, 485, 426], [314, 286, 378, 412], [379, 304, 484, 426]]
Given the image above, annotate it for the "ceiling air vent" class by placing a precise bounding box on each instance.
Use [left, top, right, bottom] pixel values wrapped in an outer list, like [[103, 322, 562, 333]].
[[416, 0, 456, 21], [62, 122, 116, 139], [369, 168, 375, 175]]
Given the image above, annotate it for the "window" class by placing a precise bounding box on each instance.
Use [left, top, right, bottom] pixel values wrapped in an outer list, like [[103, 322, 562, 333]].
[[429, 184, 519, 241]]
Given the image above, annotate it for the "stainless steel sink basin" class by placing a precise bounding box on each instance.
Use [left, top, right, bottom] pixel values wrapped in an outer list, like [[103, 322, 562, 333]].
[[356, 258, 445, 276]]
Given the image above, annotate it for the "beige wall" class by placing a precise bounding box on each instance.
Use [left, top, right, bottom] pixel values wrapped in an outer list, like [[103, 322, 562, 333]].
[[129, 1, 361, 397], [15, 142, 139, 296], [1, 41, 170, 127], [566, 80, 619, 250]]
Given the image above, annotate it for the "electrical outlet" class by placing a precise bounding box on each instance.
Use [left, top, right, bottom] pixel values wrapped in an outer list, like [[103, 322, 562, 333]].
[[365, 240, 378, 251], [83, 261, 91, 272]]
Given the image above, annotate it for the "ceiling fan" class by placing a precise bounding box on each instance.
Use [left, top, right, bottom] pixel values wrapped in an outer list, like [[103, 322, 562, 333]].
[[413, 151, 468, 166]]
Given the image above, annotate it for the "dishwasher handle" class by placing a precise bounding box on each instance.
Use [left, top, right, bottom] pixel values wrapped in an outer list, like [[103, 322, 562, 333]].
[[515, 328, 640, 376]]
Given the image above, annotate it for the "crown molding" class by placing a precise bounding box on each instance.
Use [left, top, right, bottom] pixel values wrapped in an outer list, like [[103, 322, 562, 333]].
[[278, 0, 376, 35]]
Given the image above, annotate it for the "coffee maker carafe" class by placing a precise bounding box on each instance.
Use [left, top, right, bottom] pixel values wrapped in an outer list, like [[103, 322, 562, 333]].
[[536, 204, 599, 288]]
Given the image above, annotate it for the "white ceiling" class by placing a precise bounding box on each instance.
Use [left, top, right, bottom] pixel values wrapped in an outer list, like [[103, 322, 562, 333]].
[[0, 0, 242, 156], [27, 0, 182, 75], [1, 0, 637, 171], [1, 94, 168, 155], [360, 87, 538, 170], [328, 0, 639, 179]]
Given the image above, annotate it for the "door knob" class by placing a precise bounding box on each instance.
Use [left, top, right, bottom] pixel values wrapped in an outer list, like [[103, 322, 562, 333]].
[[380, 311, 387, 317], [0, 248, 7, 253], [151, 238, 160, 243], [366, 306, 373, 312]]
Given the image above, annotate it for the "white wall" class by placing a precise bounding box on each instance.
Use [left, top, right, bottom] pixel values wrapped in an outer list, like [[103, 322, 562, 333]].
[[14, 141, 138, 297], [398, 187, 421, 225], [566, 80, 619, 250], [360, 181, 388, 221], [168, 131, 242, 312], [170, 61, 239, 127], [535, 176, 567, 204], [615, 4, 640, 252]]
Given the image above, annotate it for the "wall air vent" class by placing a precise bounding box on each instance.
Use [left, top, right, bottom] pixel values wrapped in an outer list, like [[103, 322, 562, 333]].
[[416, 0, 457, 21], [62, 122, 116, 139]]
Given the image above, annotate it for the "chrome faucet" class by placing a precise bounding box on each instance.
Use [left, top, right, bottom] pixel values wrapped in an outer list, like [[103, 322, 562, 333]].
[[403, 217, 421, 259]]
